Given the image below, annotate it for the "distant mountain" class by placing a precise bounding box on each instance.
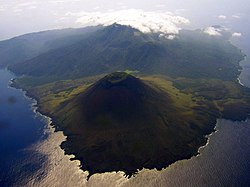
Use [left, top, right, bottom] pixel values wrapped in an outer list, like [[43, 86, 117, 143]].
[[8, 24, 153, 79], [53, 72, 215, 177], [0, 26, 102, 67], [6, 23, 244, 83]]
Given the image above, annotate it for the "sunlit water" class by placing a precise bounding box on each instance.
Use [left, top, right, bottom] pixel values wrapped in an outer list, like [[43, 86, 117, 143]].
[[0, 69, 48, 186], [0, 58, 250, 186]]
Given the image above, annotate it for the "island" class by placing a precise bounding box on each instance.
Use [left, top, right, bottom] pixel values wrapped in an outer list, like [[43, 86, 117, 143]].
[[2, 23, 250, 178]]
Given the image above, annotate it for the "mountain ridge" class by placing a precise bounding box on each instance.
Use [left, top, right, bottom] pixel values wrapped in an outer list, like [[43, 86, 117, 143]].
[[6, 23, 244, 83], [0, 25, 102, 67]]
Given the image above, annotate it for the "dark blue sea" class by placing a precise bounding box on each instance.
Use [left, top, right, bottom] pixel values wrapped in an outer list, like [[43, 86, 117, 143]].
[[0, 69, 48, 186]]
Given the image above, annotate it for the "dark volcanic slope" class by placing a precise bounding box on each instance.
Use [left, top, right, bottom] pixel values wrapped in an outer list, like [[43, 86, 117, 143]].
[[54, 72, 214, 178]]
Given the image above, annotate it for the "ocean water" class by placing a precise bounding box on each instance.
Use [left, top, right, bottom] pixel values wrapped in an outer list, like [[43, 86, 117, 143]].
[[0, 69, 48, 186], [122, 119, 250, 187], [0, 58, 250, 186]]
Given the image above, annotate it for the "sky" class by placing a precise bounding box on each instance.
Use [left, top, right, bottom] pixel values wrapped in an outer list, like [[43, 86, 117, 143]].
[[0, 0, 250, 48]]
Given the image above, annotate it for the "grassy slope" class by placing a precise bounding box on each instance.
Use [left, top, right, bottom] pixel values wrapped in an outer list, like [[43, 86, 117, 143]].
[[12, 74, 105, 115], [16, 73, 250, 133]]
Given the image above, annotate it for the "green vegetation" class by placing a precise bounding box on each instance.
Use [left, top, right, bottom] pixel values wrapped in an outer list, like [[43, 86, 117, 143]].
[[12, 74, 104, 115]]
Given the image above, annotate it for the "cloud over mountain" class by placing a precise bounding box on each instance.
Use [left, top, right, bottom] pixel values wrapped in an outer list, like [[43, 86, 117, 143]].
[[203, 26, 242, 39], [67, 9, 190, 37], [204, 26, 223, 36]]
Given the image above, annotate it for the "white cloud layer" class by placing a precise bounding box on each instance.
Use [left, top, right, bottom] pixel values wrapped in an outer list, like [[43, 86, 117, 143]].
[[232, 14, 241, 19], [204, 26, 242, 39], [203, 27, 222, 36], [70, 9, 190, 37], [218, 15, 227, 19], [232, 32, 242, 37]]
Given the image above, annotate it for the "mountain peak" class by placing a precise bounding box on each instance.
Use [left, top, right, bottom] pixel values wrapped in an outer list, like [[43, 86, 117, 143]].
[[104, 71, 131, 84], [102, 23, 140, 36], [59, 74, 177, 177], [91, 72, 145, 97], [108, 23, 134, 30]]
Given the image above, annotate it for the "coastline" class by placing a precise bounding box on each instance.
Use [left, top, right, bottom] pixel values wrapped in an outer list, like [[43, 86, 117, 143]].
[[197, 125, 218, 156], [237, 77, 245, 86], [7, 72, 89, 186], [8, 72, 217, 184], [237, 56, 247, 86], [21, 118, 250, 187], [8, 76, 219, 182]]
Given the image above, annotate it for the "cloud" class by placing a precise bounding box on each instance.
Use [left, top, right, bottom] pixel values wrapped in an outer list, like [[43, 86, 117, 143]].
[[166, 35, 176, 40], [232, 14, 241, 19], [218, 15, 227, 20], [203, 26, 222, 36], [71, 9, 190, 37], [232, 32, 242, 37], [204, 26, 241, 38]]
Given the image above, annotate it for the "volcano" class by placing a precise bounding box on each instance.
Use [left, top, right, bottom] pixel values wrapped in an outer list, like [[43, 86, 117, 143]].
[[54, 72, 210, 178]]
